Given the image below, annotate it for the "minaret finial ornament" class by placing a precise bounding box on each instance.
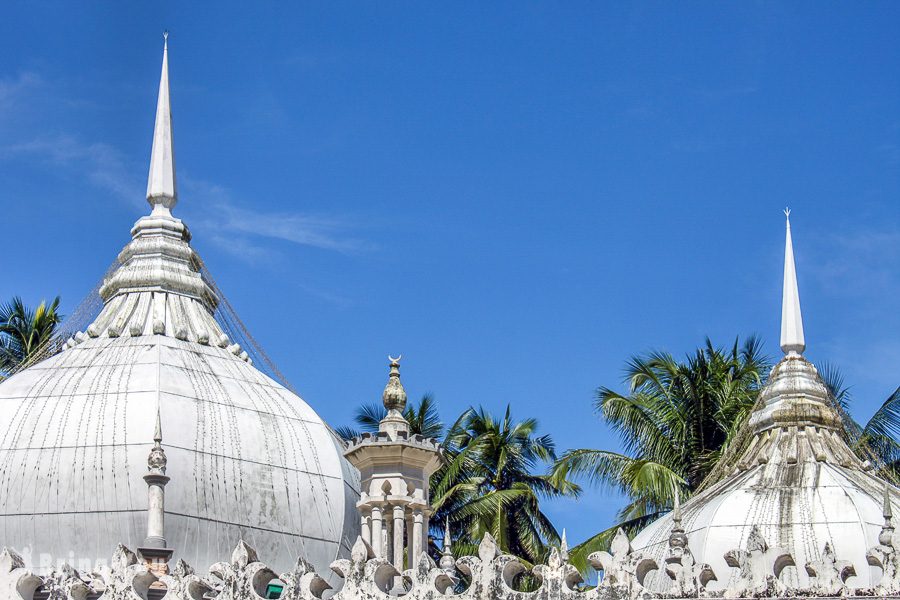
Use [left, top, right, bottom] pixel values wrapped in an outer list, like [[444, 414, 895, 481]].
[[382, 355, 407, 414], [146, 30, 177, 216], [780, 208, 805, 355]]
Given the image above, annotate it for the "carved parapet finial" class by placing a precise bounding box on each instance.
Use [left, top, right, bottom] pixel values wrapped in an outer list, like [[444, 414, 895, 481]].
[[588, 528, 658, 594], [209, 540, 278, 600], [0, 548, 42, 600], [403, 550, 456, 596], [724, 526, 794, 597], [533, 532, 583, 596], [43, 563, 100, 600], [805, 542, 855, 596], [99, 544, 157, 600], [330, 536, 397, 598], [159, 559, 213, 600], [459, 533, 542, 598], [279, 556, 331, 600]]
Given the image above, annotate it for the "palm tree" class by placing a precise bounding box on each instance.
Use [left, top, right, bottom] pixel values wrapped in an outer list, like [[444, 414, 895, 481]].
[[0, 296, 62, 379], [334, 393, 444, 440], [432, 405, 580, 566], [550, 337, 767, 572], [818, 363, 900, 482], [856, 387, 900, 481]]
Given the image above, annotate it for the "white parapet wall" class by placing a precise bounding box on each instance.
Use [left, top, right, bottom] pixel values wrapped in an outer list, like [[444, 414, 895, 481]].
[[2, 523, 899, 600]]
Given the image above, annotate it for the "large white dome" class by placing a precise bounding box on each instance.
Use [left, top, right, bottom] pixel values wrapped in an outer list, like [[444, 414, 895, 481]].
[[0, 38, 360, 576], [0, 325, 361, 576]]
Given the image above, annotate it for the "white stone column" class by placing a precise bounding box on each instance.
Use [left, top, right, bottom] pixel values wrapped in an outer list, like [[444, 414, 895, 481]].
[[360, 508, 371, 546], [386, 514, 394, 564], [393, 505, 406, 570], [407, 513, 416, 567], [371, 505, 383, 557], [412, 510, 424, 564], [146, 480, 167, 543], [422, 511, 430, 558]]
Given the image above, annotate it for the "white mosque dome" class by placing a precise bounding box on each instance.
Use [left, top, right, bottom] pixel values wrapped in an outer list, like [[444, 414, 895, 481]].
[[0, 38, 360, 576], [631, 215, 899, 592]]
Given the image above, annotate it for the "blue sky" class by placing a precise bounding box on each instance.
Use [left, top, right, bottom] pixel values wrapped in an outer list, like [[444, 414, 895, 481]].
[[1, 3, 899, 548]]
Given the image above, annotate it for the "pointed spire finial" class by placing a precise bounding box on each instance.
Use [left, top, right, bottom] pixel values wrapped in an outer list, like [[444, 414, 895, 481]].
[[153, 404, 163, 444], [668, 487, 688, 550], [146, 32, 177, 215], [444, 518, 451, 547], [440, 518, 455, 570], [673, 487, 682, 527], [147, 406, 167, 476], [780, 208, 805, 355]]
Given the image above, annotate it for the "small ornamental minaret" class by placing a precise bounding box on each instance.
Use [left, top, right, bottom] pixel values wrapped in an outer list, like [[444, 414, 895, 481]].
[[668, 488, 688, 553], [880, 483, 896, 547], [138, 405, 174, 576], [344, 357, 443, 570]]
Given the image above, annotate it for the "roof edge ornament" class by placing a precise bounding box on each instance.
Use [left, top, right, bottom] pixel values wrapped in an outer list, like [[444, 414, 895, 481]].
[[780, 208, 805, 356], [146, 30, 177, 216]]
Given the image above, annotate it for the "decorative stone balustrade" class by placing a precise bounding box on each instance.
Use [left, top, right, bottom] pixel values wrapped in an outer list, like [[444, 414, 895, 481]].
[[2, 525, 898, 600]]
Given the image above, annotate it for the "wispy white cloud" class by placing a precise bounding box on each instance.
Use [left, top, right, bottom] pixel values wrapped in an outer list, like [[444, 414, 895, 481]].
[[180, 177, 374, 257], [220, 203, 371, 253], [0, 72, 42, 113], [0, 66, 372, 262], [806, 225, 900, 399], [1, 135, 142, 208], [0, 128, 373, 261], [812, 228, 900, 299]]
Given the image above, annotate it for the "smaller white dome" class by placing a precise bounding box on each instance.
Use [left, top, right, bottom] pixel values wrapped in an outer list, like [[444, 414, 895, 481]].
[[632, 354, 899, 591]]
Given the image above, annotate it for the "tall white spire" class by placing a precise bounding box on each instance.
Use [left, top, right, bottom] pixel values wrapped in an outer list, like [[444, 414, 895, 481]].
[[780, 209, 805, 355], [146, 31, 177, 214]]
